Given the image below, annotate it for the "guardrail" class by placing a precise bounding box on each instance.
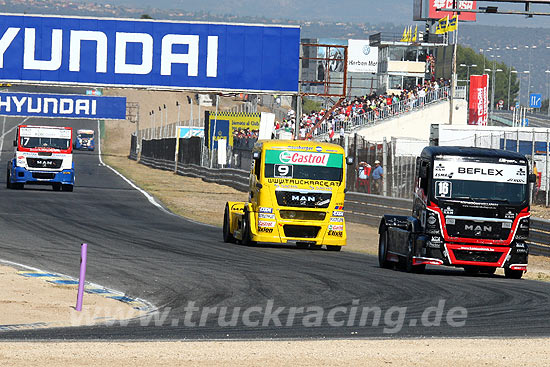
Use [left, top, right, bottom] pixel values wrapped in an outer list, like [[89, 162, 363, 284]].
[[137, 156, 550, 256]]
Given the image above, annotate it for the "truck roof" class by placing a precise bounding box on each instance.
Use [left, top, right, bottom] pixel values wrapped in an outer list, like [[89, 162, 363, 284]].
[[421, 146, 527, 162], [77, 129, 94, 134], [20, 125, 72, 130], [254, 140, 345, 154]]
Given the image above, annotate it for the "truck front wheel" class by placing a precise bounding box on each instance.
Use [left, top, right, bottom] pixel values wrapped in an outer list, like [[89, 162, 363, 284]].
[[241, 209, 256, 247], [378, 228, 391, 269], [223, 204, 235, 243], [504, 268, 524, 279], [62, 184, 73, 192]]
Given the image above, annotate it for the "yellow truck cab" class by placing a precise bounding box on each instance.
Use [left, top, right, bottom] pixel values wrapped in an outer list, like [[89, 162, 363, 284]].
[[223, 140, 352, 251]]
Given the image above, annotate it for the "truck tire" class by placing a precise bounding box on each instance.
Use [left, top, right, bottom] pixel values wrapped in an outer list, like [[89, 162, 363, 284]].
[[241, 209, 256, 247], [52, 183, 61, 191], [223, 204, 235, 243], [504, 268, 524, 279], [378, 228, 392, 269], [326, 245, 342, 252], [405, 234, 425, 273], [62, 184, 74, 192]]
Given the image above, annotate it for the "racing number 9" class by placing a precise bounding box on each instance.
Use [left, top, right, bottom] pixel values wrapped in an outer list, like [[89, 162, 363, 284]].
[[274, 164, 293, 178]]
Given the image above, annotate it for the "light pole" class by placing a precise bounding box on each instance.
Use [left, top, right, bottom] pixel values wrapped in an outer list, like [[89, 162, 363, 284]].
[[546, 70, 550, 117], [509, 70, 517, 111], [525, 45, 536, 102], [485, 67, 503, 114]]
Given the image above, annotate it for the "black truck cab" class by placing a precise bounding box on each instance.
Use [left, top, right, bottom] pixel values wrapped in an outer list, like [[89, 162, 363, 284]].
[[378, 146, 536, 279]]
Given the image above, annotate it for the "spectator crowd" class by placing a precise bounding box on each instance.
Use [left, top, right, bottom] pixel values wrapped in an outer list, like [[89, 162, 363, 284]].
[[273, 78, 449, 140]]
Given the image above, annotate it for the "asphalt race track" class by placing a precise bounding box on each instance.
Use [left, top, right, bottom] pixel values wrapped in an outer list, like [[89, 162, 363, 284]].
[[1, 100, 550, 339]]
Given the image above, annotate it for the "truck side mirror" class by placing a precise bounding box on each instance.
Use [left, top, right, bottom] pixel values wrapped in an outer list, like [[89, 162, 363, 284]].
[[13, 140, 17, 147], [252, 151, 260, 160], [528, 173, 537, 183], [420, 166, 428, 179], [346, 156, 354, 165]]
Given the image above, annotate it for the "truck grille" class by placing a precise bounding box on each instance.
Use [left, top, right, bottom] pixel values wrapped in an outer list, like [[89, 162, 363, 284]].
[[453, 250, 503, 263], [32, 172, 56, 180], [283, 225, 320, 238], [446, 219, 510, 240], [27, 158, 62, 169], [275, 191, 331, 208]]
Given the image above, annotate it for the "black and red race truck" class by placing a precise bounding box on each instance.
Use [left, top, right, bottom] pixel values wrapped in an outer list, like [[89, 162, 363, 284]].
[[378, 146, 536, 279]]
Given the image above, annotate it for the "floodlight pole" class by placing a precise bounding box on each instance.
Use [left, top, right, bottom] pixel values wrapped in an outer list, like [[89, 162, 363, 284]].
[[295, 43, 303, 140]]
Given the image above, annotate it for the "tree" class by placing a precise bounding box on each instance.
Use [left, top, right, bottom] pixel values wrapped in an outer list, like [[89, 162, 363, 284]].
[[140, 14, 153, 19], [457, 45, 519, 110]]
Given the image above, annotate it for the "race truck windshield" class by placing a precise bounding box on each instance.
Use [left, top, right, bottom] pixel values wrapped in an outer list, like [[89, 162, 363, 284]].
[[264, 150, 343, 182], [20, 136, 70, 150], [19, 126, 72, 151], [432, 159, 528, 205], [77, 133, 93, 139]]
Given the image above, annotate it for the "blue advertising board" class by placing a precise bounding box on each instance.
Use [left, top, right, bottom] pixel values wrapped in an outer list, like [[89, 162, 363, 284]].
[[0, 14, 300, 93], [0, 92, 126, 119]]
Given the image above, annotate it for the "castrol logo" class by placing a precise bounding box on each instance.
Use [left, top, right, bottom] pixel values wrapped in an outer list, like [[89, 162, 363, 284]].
[[279, 151, 328, 166]]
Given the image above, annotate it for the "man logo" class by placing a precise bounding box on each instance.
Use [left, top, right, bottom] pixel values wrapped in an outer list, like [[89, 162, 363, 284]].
[[292, 194, 315, 206], [465, 224, 492, 236]]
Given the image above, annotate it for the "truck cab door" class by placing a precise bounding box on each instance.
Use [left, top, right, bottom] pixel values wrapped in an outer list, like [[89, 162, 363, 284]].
[[250, 151, 262, 208]]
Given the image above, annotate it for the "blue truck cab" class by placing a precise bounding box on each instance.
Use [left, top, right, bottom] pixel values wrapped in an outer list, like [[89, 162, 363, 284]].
[[74, 129, 95, 151]]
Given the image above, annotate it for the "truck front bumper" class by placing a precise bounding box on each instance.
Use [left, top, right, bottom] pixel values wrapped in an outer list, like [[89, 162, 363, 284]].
[[417, 241, 528, 269], [11, 166, 74, 185]]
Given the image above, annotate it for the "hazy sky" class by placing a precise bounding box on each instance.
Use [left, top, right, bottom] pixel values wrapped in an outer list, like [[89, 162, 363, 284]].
[[91, 0, 550, 28]]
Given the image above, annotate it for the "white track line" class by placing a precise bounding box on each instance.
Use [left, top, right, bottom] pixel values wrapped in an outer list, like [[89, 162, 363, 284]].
[[96, 120, 173, 216], [96, 120, 217, 227]]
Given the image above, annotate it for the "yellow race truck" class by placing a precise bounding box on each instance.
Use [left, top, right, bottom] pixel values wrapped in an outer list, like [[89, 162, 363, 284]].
[[223, 140, 353, 250]]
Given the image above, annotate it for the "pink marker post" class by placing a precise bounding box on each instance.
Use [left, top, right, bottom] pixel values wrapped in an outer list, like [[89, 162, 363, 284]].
[[75, 243, 88, 311]]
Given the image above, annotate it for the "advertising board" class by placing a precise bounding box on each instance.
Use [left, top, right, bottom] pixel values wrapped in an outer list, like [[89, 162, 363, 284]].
[[0, 13, 300, 93]]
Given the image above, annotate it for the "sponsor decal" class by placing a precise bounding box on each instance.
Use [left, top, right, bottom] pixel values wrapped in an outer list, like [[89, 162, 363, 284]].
[[315, 146, 323, 152], [502, 222, 512, 229], [332, 211, 344, 217], [431, 236, 442, 243], [433, 160, 527, 184], [259, 213, 276, 220], [330, 217, 344, 223], [259, 207, 273, 213], [334, 205, 344, 210], [328, 225, 343, 231], [265, 150, 343, 168], [328, 230, 343, 237], [258, 220, 276, 228], [279, 151, 328, 166], [266, 178, 340, 187], [443, 207, 454, 215], [258, 227, 273, 233], [505, 211, 515, 219], [457, 246, 495, 252]]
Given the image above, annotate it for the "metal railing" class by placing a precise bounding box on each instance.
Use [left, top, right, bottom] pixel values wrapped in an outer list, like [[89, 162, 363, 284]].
[[309, 86, 450, 140]]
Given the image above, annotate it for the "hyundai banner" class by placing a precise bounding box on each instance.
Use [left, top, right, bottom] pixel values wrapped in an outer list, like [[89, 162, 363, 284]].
[[0, 14, 300, 93], [0, 91, 126, 119], [468, 74, 488, 126]]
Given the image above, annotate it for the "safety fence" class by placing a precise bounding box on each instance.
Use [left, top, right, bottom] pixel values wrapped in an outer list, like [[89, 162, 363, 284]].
[[132, 153, 550, 256]]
